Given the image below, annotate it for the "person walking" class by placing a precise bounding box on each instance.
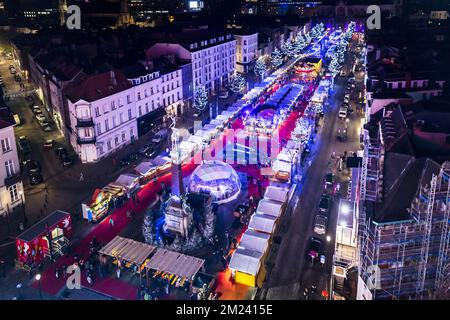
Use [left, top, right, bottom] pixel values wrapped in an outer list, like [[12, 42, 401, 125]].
[[79, 172, 84, 182], [109, 217, 115, 230]]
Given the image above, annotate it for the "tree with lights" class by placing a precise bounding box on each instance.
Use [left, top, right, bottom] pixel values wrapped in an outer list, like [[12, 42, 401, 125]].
[[282, 40, 295, 58], [194, 85, 209, 112], [294, 35, 307, 54], [254, 58, 267, 80], [270, 48, 283, 69], [292, 117, 312, 145], [229, 73, 246, 93], [311, 23, 325, 39]]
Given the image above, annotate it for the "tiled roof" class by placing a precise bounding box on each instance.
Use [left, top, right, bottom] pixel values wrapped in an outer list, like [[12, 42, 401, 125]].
[[65, 70, 131, 103]]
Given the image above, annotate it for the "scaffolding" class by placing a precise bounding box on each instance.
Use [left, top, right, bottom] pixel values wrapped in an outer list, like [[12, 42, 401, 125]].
[[360, 162, 450, 300]]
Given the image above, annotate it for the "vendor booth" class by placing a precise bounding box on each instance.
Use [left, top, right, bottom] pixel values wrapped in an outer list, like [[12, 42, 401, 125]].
[[248, 213, 277, 235], [82, 184, 124, 222], [143, 248, 205, 290], [239, 229, 270, 254], [135, 156, 172, 181], [110, 173, 141, 197], [256, 199, 284, 219], [16, 210, 72, 266], [99, 236, 156, 274], [264, 186, 289, 204], [229, 247, 266, 287], [272, 159, 293, 182]]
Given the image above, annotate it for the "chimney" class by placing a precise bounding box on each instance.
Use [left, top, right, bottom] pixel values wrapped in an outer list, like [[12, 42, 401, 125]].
[[110, 70, 117, 86]]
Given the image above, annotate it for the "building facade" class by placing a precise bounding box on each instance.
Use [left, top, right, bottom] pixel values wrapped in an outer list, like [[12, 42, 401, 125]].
[[234, 31, 258, 73]]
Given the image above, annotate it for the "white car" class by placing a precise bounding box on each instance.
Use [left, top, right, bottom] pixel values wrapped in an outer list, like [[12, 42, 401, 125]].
[[314, 215, 328, 235], [36, 114, 46, 122], [339, 107, 348, 119]]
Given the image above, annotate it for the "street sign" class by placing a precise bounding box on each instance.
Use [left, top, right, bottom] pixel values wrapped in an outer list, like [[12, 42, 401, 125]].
[[320, 255, 326, 264]]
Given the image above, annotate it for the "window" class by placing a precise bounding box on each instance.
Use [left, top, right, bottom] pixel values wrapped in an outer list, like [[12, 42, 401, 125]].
[[94, 107, 100, 117], [119, 113, 123, 124], [105, 119, 110, 131], [115, 136, 119, 146], [1, 138, 11, 153], [112, 116, 116, 127], [96, 123, 102, 135], [9, 184, 19, 203], [111, 100, 116, 110], [107, 140, 112, 150], [127, 95, 131, 104], [128, 109, 132, 120], [137, 92, 141, 100], [138, 106, 142, 117], [5, 159, 14, 177], [98, 145, 104, 155], [145, 103, 149, 113], [122, 132, 126, 142]]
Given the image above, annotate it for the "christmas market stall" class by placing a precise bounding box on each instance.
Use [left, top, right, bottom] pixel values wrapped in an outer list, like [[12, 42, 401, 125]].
[[82, 184, 124, 222], [143, 248, 205, 292], [109, 173, 141, 198], [229, 247, 266, 287], [264, 186, 289, 204], [98, 236, 156, 275], [16, 210, 72, 267], [256, 199, 285, 220], [248, 213, 278, 235], [134, 156, 172, 182]]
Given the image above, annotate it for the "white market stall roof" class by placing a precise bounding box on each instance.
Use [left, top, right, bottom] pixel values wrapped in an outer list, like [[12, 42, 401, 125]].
[[203, 124, 218, 132], [111, 173, 140, 188], [215, 114, 228, 122], [195, 129, 214, 140], [229, 247, 264, 276], [239, 229, 270, 254], [144, 248, 205, 280], [256, 199, 284, 218], [264, 186, 289, 204], [210, 119, 224, 128], [188, 135, 204, 145], [179, 141, 197, 152], [276, 149, 297, 163], [285, 140, 300, 151], [99, 236, 156, 266], [248, 213, 277, 234], [152, 156, 171, 167], [272, 159, 292, 173], [135, 161, 155, 176], [227, 106, 240, 113], [220, 111, 234, 118]]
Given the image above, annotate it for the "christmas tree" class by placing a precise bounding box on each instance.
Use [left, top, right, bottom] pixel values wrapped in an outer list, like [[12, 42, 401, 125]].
[[229, 73, 246, 93], [282, 40, 295, 58], [142, 209, 155, 245], [194, 85, 209, 112], [270, 48, 283, 69], [254, 58, 267, 79]]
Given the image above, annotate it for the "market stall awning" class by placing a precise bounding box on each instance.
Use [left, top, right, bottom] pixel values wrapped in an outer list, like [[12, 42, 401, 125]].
[[272, 159, 292, 173], [256, 199, 284, 218], [135, 161, 156, 176], [285, 140, 300, 151], [248, 213, 277, 234], [209, 119, 224, 128], [229, 247, 264, 276], [239, 229, 270, 254], [276, 149, 297, 164], [220, 111, 234, 118], [151, 156, 171, 168], [264, 186, 289, 204], [111, 173, 140, 188], [144, 248, 205, 280], [188, 135, 204, 145], [99, 236, 156, 266], [17, 210, 71, 242]]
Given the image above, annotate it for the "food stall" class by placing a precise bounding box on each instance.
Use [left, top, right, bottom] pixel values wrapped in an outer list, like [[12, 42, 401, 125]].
[[16, 210, 72, 267], [135, 161, 155, 177], [264, 186, 289, 204], [99, 236, 156, 274], [239, 229, 270, 255], [229, 247, 266, 287], [248, 213, 277, 235], [135, 156, 172, 182], [143, 248, 205, 291], [110, 173, 141, 198], [272, 159, 292, 182], [82, 184, 123, 222], [256, 199, 284, 219]]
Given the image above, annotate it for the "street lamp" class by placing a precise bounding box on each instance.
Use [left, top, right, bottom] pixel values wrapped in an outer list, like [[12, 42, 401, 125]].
[[326, 235, 332, 242], [35, 273, 42, 300]]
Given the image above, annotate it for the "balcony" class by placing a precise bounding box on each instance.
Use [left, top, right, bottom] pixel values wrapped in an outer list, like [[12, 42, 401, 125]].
[[76, 117, 94, 127], [77, 136, 96, 145], [4, 172, 22, 187]]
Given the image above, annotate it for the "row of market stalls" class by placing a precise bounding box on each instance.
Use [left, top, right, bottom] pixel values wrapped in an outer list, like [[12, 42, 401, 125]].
[[99, 236, 210, 293], [229, 184, 291, 287], [82, 156, 171, 223]]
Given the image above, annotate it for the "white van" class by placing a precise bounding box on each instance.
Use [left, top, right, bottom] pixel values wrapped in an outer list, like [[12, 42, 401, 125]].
[[152, 129, 169, 144], [339, 107, 348, 119]]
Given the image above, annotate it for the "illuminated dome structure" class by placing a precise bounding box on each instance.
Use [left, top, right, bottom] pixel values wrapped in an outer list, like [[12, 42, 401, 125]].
[[189, 160, 241, 204]]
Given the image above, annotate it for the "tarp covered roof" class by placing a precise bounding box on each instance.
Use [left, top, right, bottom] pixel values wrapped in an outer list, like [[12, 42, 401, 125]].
[[264, 186, 289, 204], [239, 229, 270, 254], [248, 213, 277, 234], [229, 247, 264, 276], [99, 236, 156, 266], [144, 248, 205, 279], [256, 199, 284, 218]]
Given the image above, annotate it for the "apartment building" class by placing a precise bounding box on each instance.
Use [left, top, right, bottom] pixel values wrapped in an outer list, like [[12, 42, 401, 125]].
[[234, 30, 258, 73], [145, 29, 236, 94], [0, 106, 24, 216], [65, 70, 137, 163]]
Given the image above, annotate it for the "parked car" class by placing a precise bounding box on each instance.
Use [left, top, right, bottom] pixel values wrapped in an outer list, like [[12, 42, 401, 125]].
[[43, 139, 55, 150], [152, 129, 168, 144], [119, 153, 138, 167], [318, 194, 331, 213], [314, 215, 328, 235], [60, 153, 73, 167], [138, 144, 152, 156], [39, 120, 49, 128], [338, 107, 347, 119], [36, 114, 46, 122], [18, 136, 31, 152], [27, 160, 41, 175], [55, 146, 68, 157], [307, 237, 323, 261], [30, 172, 43, 185], [145, 146, 159, 159]]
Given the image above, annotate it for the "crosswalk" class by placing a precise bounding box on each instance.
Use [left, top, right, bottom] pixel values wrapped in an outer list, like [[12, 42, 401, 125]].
[[3, 89, 36, 100]]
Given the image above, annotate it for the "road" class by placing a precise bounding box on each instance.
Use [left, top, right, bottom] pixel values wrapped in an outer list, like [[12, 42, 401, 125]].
[[259, 37, 365, 300]]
